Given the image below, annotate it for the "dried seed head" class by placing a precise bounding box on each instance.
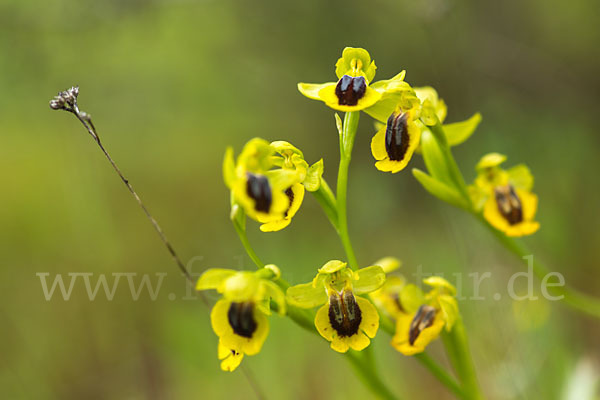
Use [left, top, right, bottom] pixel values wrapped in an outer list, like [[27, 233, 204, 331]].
[[49, 86, 79, 110]]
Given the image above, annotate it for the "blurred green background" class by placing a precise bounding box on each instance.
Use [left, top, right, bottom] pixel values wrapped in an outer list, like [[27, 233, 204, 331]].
[[1, 0, 599, 398]]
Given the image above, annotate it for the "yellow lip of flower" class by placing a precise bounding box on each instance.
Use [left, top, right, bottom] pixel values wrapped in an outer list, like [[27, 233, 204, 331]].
[[483, 184, 540, 237], [371, 110, 421, 173], [298, 47, 414, 112], [196, 266, 286, 372], [391, 304, 445, 356], [315, 287, 379, 353], [390, 276, 458, 356], [212, 299, 270, 369], [259, 182, 305, 232], [286, 260, 385, 353], [231, 168, 301, 226]]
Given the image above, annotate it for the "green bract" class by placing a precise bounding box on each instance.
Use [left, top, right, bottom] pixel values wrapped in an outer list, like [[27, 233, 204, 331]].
[[196, 265, 286, 316]]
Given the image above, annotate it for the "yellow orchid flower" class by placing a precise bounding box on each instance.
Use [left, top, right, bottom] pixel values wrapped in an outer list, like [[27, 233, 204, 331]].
[[391, 276, 458, 356], [224, 138, 322, 232], [286, 260, 385, 353], [469, 153, 540, 237], [196, 265, 285, 371], [298, 47, 412, 113]]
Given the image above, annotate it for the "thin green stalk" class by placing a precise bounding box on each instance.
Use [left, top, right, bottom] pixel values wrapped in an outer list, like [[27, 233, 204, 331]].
[[312, 178, 338, 230], [345, 350, 399, 400], [479, 215, 600, 319], [337, 111, 360, 269], [442, 318, 484, 400], [414, 353, 466, 400], [232, 220, 264, 269]]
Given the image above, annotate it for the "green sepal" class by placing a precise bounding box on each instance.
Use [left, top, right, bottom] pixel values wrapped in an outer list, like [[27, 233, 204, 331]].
[[420, 129, 452, 184], [372, 256, 401, 273], [399, 283, 426, 314], [353, 265, 386, 295], [196, 268, 236, 291], [443, 113, 481, 147], [424, 276, 457, 295], [266, 168, 301, 189], [507, 164, 534, 191], [286, 282, 328, 308], [237, 138, 274, 173], [270, 140, 304, 158], [476, 152, 506, 171], [419, 99, 439, 127], [438, 294, 459, 331], [303, 159, 324, 192], [412, 168, 470, 210], [363, 85, 416, 123], [318, 260, 347, 274], [414, 86, 447, 124], [223, 147, 236, 188], [220, 271, 260, 302], [261, 279, 287, 315]]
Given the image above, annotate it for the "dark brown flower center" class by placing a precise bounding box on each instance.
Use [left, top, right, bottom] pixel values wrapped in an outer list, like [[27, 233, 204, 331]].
[[328, 290, 362, 337], [494, 184, 523, 225], [385, 112, 410, 161], [409, 305, 436, 345], [246, 173, 272, 213], [227, 301, 257, 338], [335, 75, 367, 106], [283, 187, 294, 218]]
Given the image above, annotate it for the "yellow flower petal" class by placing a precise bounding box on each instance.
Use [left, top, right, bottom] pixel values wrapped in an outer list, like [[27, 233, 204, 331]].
[[483, 187, 539, 237], [297, 82, 336, 100], [319, 84, 382, 112], [371, 125, 388, 160], [371, 114, 421, 173], [259, 183, 305, 232], [391, 311, 444, 356], [210, 299, 270, 356], [315, 303, 334, 341], [356, 297, 379, 338], [218, 340, 244, 372], [211, 299, 233, 337]]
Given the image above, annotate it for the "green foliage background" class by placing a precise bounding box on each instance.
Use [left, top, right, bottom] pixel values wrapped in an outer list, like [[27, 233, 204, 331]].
[[1, 0, 599, 398]]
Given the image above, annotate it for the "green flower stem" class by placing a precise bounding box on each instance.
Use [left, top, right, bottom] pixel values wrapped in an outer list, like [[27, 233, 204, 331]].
[[232, 219, 264, 269], [442, 317, 484, 400], [345, 350, 399, 400], [379, 311, 465, 398], [428, 120, 471, 205], [479, 215, 600, 319], [312, 178, 338, 230], [414, 353, 466, 400], [337, 111, 360, 269]]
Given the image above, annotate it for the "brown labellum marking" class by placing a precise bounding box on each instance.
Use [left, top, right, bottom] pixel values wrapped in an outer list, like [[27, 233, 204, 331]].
[[494, 184, 523, 225], [392, 293, 406, 313], [228, 301, 258, 338], [328, 289, 362, 337], [335, 75, 367, 106], [246, 173, 272, 213], [409, 305, 436, 346], [385, 112, 410, 161], [283, 187, 294, 218]]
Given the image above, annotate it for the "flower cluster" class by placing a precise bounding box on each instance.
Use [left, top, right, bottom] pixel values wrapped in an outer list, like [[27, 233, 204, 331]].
[[196, 46, 540, 375]]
